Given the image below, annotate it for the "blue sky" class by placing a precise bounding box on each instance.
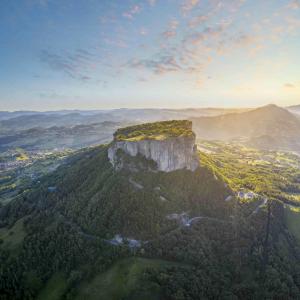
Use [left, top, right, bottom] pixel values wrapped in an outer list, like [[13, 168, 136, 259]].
[[0, 0, 300, 110]]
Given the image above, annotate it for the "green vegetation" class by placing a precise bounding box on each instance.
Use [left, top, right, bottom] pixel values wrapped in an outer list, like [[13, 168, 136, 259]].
[[1, 142, 300, 299], [199, 141, 300, 205], [76, 258, 184, 300], [36, 273, 68, 300], [0, 145, 235, 299], [199, 140, 300, 274], [114, 120, 194, 141], [285, 205, 300, 242], [0, 217, 26, 251], [0, 148, 74, 204]]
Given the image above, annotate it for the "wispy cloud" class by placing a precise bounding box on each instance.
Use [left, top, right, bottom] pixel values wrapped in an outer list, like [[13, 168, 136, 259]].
[[103, 37, 128, 48], [162, 20, 179, 39], [39, 49, 98, 81], [148, 0, 156, 6], [181, 0, 199, 15], [162, 30, 177, 38], [38, 91, 81, 99], [284, 83, 296, 88], [123, 5, 141, 19], [287, 0, 300, 10], [188, 15, 209, 28], [140, 27, 148, 35], [127, 55, 181, 74], [127, 51, 204, 75]]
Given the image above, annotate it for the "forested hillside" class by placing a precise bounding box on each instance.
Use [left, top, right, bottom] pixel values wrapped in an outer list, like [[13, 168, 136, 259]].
[[0, 145, 300, 299]]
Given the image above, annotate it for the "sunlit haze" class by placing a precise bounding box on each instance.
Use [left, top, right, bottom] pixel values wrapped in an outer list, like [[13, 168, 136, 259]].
[[1, 0, 300, 110]]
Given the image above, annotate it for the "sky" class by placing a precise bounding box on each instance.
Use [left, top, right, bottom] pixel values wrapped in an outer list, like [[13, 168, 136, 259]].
[[0, 0, 300, 111]]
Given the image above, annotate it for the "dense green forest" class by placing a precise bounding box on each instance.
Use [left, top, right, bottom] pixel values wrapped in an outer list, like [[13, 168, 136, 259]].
[[0, 144, 300, 299]]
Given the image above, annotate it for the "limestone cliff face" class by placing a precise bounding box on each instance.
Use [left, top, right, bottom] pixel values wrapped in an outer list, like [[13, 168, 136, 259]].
[[108, 135, 199, 172]]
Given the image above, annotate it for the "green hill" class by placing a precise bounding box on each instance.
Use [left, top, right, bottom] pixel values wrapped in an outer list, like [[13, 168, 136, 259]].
[[0, 139, 300, 299]]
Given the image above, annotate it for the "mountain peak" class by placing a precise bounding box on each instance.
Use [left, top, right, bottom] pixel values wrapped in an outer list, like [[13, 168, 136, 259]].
[[108, 120, 199, 172], [250, 103, 293, 117], [255, 103, 282, 112], [264, 103, 278, 108]]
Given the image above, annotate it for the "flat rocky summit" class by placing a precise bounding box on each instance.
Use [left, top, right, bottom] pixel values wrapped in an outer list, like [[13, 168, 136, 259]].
[[108, 120, 199, 172], [113, 120, 194, 141]]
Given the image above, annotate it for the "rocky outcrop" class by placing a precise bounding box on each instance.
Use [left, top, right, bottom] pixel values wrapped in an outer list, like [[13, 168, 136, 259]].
[[108, 134, 199, 172]]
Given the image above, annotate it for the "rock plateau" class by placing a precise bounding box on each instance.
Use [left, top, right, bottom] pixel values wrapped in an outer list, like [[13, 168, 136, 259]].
[[108, 120, 199, 172]]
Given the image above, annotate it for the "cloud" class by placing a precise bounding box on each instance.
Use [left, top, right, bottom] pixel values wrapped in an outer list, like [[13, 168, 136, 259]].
[[127, 52, 203, 75], [39, 91, 70, 99], [127, 55, 181, 74], [162, 30, 176, 39], [188, 15, 209, 28], [161, 20, 179, 39], [148, 0, 156, 6], [123, 5, 141, 19], [39, 49, 98, 81], [287, 0, 300, 10], [169, 20, 179, 30], [125, 0, 298, 87], [140, 27, 148, 35], [103, 37, 128, 48], [162, 30, 177, 38], [284, 83, 296, 88], [285, 16, 300, 33], [232, 33, 260, 47], [183, 25, 225, 47], [181, 0, 199, 15]]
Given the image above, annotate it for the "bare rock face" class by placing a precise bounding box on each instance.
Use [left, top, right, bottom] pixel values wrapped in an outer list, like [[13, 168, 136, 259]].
[[108, 123, 199, 172]]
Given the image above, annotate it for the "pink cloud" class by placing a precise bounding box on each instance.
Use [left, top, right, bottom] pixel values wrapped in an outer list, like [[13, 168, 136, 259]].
[[181, 0, 199, 15], [287, 0, 300, 10], [123, 5, 141, 19], [163, 30, 176, 38], [189, 15, 209, 28]]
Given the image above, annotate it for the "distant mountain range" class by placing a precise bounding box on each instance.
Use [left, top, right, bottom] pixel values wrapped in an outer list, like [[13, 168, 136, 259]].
[[0, 107, 248, 152], [0, 107, 248, 133], [2, 104, 300, 152], [0, 122, 122, 152], [192, 104, 300, 151]]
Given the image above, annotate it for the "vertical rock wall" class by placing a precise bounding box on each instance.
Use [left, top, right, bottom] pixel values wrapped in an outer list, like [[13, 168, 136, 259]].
[[108, 135, 199, 172]]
